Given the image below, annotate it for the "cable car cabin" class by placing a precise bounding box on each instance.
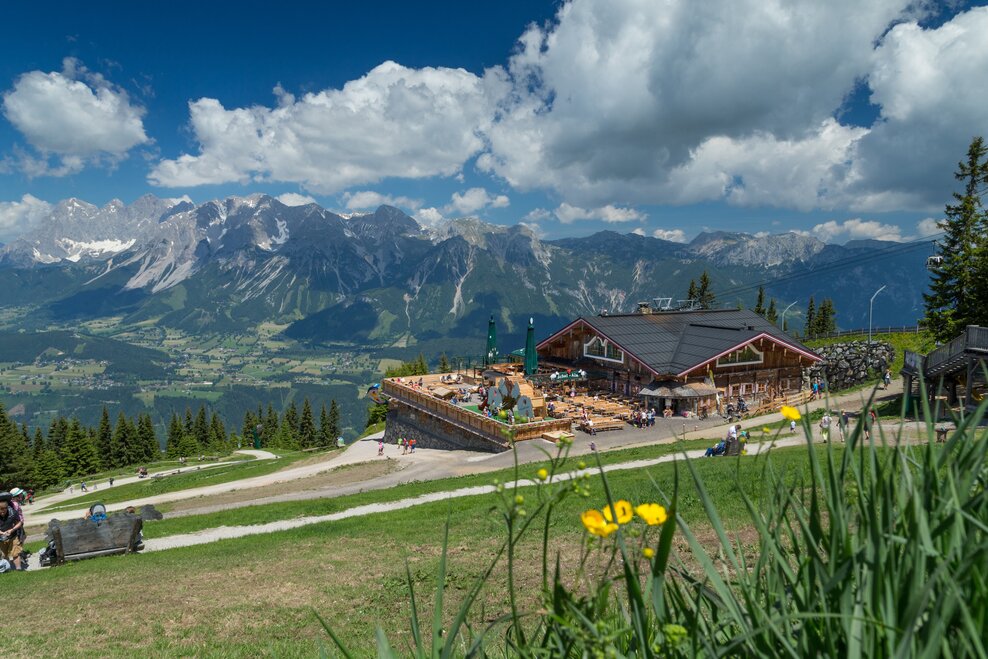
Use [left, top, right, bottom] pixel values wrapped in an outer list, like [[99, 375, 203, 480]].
[[927, 255, 944, 269]]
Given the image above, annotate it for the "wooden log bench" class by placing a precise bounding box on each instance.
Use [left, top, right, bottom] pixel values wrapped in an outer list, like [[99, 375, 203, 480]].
[[45, 505, 159, 565]]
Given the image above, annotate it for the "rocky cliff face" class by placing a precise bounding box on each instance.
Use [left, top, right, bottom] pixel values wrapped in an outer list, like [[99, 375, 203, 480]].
[[806, 341, 896, 391]]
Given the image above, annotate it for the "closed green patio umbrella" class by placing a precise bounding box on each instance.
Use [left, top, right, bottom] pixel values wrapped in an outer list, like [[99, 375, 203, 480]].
[[485, 314, 498, 366], [524, 317, 538, 375]]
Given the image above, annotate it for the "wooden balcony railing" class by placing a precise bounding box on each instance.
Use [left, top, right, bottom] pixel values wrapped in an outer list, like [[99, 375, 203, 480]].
[[382, 379, 573, 445]]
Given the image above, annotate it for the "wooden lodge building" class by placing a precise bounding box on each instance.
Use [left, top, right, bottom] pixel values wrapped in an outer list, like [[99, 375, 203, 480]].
[[536, 308, 822, 415]]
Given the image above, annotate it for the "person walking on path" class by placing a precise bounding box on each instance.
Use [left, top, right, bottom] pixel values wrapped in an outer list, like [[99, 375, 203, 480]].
[[819, 412, 832, 443]]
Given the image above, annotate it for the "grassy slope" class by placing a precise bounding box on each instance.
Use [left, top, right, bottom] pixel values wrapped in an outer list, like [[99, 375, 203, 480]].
[[2, 443, 833, 657], [41, 451, 326, 511], [142, 438, 719, 539]]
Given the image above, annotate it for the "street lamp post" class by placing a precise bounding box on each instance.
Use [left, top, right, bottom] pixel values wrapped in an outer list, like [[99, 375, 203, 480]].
[[780, 301, 798, 334], [868, 285, 887, 347]]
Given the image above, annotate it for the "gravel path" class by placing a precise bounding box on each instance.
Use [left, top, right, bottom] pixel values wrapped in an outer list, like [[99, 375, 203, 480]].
[[146, 434, 809, 552]]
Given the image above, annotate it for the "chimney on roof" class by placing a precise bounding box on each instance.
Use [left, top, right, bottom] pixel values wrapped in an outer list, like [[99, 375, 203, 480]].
[[637, 301, 652, 315]]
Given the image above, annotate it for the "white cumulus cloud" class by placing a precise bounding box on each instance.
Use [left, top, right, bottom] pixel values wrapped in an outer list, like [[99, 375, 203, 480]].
[[150, 61, 508, 192], [480, 0, 919, 209], [342, 190, 422, 210], [915, 217, 942, 238], [415, 207, 446, 226], [446, 187, 510, 214], [809, 218, 907, 243], [0, 194, 51, 240], [276, 193, 317, 206], [554, 203, 645, 224], [652, 228, 687, 243], [2, 58, 149, 176]]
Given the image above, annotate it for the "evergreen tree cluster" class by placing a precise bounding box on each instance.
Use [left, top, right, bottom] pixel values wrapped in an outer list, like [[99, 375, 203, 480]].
[[383, 354, 430, 378], [238, 398, 341, 451], [686, 271, 716, 309], [0, 404, 162, 490], [924, 136, 988, 343], [752, 286, 779, 326], [164, 405, 235, 459], [803, 296, 837, 338]]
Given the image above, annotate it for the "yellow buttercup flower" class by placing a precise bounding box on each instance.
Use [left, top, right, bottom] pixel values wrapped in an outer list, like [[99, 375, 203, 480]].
[[581, 509, 618, 537], [635, 503, 668, 526], [781, 405, 801, 421], [536, 468, 548, 481], [602, 500, 634, 525], [642, 547, 655, 559]]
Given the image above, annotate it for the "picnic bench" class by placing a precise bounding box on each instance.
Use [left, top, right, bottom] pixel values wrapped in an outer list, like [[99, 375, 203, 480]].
[[580, 417, 624, 433], [45, 505, 161, 565]]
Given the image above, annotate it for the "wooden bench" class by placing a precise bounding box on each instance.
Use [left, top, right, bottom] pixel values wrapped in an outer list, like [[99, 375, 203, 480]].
[[45, 505, 160, 565]]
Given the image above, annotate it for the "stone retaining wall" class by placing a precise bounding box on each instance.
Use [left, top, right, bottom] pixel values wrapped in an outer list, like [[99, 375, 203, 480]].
[[805, 340, 895, 391], [383, 400, 513, 453]]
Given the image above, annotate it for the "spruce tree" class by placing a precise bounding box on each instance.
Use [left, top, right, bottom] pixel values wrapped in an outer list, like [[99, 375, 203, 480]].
[[924, 136, 988, 342], [697, 271, 715, 309], [111, 412, 132, 468], [318, 404, 332, 448], [166, 413, 183, 458], [328, 399, 341, 446], [96, 406, 113, 470], [61, 419, 101, 477], [194, 406, 210, 449], [686, 279, 698, 305], [753, 286, 766, 317], [438, 353, 451, 373], [298, 398, 317, 448], [284, 401, 299, 442], [766, 298, 778, 325], [209, 412, 227, 454], [805, 297, 816, 338], [264, 405, 279, 446], [137, 413, 159, 462]]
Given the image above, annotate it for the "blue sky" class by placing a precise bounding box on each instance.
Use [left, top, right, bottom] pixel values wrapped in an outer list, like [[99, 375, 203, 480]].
[[2, 0, 987, 242]]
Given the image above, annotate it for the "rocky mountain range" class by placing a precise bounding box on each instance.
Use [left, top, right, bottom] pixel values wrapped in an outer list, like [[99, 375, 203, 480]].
[[0, 194, 932, 354]]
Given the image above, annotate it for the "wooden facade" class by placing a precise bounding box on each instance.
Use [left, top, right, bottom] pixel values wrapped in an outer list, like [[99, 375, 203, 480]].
[[537, 317, 819, 409]]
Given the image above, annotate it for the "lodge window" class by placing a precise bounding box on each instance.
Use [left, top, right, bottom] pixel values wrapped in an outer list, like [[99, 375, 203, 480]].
[[584, 336, 624, 363], [716, 344, 763, 367]]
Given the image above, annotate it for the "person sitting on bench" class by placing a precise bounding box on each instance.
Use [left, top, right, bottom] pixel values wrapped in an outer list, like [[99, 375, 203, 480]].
[[0, 496, 24, 571]]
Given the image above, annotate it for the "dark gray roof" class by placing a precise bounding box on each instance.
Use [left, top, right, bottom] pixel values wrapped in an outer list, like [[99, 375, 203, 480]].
[[542, 309, 820, 376]]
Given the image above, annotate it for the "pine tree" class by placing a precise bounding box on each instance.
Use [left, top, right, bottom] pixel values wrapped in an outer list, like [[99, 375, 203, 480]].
[[284, 401, 299, 442], [924, 136, 988, 342], [697, 271, 715, 309], [438, 353, 451, 373], [298, 398, 317, 448], [194, 406, 210, 450], [753, 286, 766, 317], [209, 412, 227, 454], [264, 405, 279, 447], [686, 279, 698, 305], [328, 400, 341, 446], [318, 404, 332, 448], [48, 417, 68, 453], [805, 297, 816, 338], [137, 413, 159, 462], [61, 419, 101, 477], [766, 298, 778, 325], [184, 408, 195, 438], [813, 299, 837, 336], [111, 412, 132, 468], [166, 413, 183, 458], [0, 405, 32, 486], [96, 406, 113, 469]]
